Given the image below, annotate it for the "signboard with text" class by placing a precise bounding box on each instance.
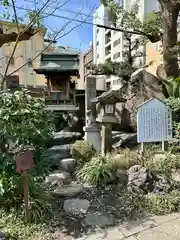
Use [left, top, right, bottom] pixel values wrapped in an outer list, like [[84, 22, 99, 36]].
[[137, 98, 172, 143]]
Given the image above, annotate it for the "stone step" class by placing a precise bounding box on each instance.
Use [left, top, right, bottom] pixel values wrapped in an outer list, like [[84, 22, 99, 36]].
[[46, 132, 82, 147], [44, 144, 72, 167], [59, 158, 76, 173], [46, 144, 72, 154]]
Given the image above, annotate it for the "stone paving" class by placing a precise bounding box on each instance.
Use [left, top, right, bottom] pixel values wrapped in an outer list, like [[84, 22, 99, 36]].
[[76, 212, 180, 240]]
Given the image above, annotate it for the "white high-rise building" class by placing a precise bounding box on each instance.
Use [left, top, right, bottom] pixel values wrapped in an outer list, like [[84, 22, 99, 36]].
[[93, 0, 159, 90]]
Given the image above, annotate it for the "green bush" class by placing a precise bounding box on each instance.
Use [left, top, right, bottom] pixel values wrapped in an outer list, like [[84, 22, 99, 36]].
[[76, 153, 117, 186], [0, 209, 45, 240], [71, 140, 96, 165], [146, 190, 180, 215], [112, 148, 140, 170], [146, 153, 180, 181], [117, 189, 180, 217], [0, 89, 54, 218]]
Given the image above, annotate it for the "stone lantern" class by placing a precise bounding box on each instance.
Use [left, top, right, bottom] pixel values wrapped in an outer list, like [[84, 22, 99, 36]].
[[92, 89, 126, 154]]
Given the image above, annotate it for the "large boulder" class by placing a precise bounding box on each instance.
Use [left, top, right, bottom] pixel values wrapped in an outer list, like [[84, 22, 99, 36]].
[[127, 165, 170, 194], [47, 132, 82, 147], [112, 132, 137, 149], [45, 144, 72, 159]]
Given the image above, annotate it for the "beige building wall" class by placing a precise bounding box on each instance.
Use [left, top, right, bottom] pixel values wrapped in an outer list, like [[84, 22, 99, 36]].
[[0, 21, 47, 87], [145, 41, 163, 76]]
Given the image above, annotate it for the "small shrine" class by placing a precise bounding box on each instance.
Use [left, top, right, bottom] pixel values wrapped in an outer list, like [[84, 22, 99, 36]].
[[34, 46, 79, 111]]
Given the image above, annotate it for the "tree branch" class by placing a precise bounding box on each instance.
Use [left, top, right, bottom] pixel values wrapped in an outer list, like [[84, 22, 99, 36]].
[[6, 6, 95, 79]]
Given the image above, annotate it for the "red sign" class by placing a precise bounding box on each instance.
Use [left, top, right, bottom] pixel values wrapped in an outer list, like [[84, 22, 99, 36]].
[[15, 150, 35, 173]]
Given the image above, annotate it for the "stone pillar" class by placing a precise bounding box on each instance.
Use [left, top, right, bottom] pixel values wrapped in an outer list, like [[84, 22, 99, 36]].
[[101, 123, 112, 154], [85, 75, 96, 125], [83, 75, 101, 151]]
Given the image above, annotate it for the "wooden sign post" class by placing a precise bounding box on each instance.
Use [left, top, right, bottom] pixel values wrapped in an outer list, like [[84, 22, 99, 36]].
[[137, 98, 173, 154], [15, 150, 35, 221]]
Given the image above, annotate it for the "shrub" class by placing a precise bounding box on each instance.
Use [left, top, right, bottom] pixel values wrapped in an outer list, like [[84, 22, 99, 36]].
[[112, 148, 140, 170], [146, 153, 180, 181], [117, 189, 180, 217], [0, 89, 54, 149], [71, 140, 96, 166], [146, 190, 180, 215], [76, 153, 117, 186], [0, 89, 54, 217], [0, 209, 46, 240]]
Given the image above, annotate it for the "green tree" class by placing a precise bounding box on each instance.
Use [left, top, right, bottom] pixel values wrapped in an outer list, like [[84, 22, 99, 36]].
[[90, 3, 154, 87], [99, 0, 180, 79]]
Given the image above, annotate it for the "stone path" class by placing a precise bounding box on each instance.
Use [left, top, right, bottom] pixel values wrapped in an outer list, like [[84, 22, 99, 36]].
[[75, 212, 180, 240]]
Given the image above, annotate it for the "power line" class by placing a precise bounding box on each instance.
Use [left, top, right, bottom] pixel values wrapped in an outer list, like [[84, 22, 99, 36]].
[[10, 5, 147, 37], [22, 0, 126, 28]]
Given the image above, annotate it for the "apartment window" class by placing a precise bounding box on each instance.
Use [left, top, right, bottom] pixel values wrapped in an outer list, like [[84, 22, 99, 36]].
[[113, 38, 121, 48], [96, 27, 99, 34], [97, 41, 99, 46], [106, 82, 111, 91], [105, 45, 111, 56], [105, 31, 111, 44], [113, 79, 121, 85], [113, 52, 120, 60], [97, 53, 99, 59], [6, 56, 15, 65]]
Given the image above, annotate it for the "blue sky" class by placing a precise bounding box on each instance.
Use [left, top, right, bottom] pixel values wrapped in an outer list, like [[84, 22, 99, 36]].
[[17, 0, 100, 51]]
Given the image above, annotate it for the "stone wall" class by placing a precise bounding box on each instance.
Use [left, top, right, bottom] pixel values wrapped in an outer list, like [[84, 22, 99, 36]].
[[113, 69, 164, 132]]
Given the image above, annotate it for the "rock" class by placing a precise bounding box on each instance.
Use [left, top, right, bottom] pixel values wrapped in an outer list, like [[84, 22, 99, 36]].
[[53, 184, 84, 197], [47, 132, 82, 147], [85, 213, 115, 227], [47, 144, 72, 154], [153, 176, 170, 194], [112, 132, 137, 149], [59, 158, 76, 173], [45, 171, 71, 187], [45, 144, 72, 162], [63, 199, 90, 215], [128, 165, 170, 194], [172, 170, 180, 182]]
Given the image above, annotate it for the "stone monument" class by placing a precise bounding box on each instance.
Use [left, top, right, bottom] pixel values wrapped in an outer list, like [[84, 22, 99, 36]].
[[83, 75, 101, 151]]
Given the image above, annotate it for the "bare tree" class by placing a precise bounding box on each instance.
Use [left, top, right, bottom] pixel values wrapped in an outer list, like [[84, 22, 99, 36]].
[[0, 0, 95, 89]]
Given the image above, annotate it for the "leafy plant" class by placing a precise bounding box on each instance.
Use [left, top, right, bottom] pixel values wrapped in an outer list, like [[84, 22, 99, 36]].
[[162, 77, 180, 98], [0, 89, 54, 217], [0, 209, 45, 240], [0, 89, 54, 149], [146, 153, 180, 182], [71, 140, 96, 166], [146, 190, 180, 215], [112, 148, 139, 170], [76, 153, 117, 186]]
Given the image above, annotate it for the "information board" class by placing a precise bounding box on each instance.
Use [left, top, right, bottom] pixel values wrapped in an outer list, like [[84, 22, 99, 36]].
[[137, 98, 172, 143]]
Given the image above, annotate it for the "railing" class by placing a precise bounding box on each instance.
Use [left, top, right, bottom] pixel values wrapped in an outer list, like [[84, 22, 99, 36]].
[[45, 91, 76, 105]]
